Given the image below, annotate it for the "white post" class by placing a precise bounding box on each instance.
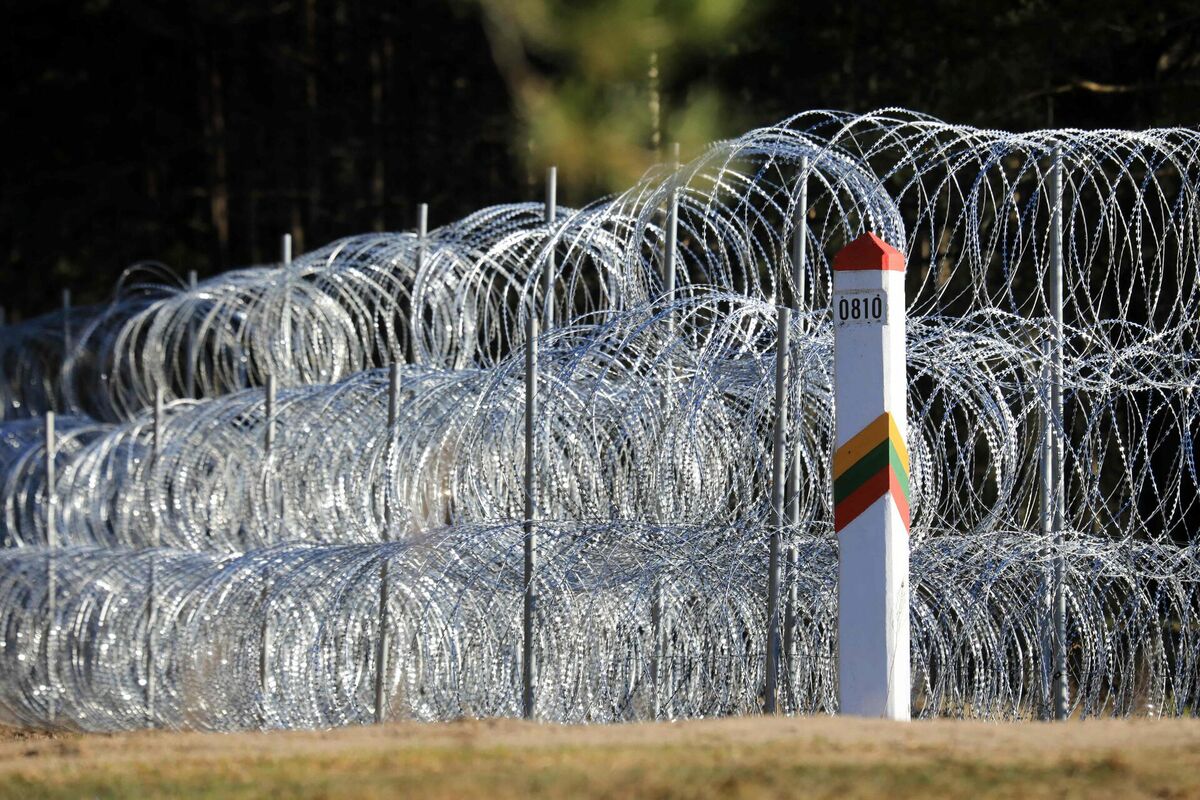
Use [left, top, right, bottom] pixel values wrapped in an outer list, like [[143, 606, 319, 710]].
[[44, 411, 57, 724], [522, 315, 538, 719], [1049, 148, 1069, 721], [832, 232, 910, 720], [374, 363, 400, 724], [765, 307, 789, 713], [543, 168, 557, 330], [282, 233, 293, 265]]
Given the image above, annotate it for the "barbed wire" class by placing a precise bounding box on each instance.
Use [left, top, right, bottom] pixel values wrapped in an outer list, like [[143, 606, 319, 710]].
[[0, 109, 1195, 728]]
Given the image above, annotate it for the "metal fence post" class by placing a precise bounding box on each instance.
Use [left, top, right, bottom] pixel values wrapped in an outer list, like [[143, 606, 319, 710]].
[[522, 316, 538, 719], [146, 387, 164, 725], [1049, 148, 1069, 721], [259, 375, 277, 724], [783, 156, 810, 709], [765, 307, 790, 713], [44, 411, 57, 724], [543, 168, 557, 331], [374, 363, 400, 724]]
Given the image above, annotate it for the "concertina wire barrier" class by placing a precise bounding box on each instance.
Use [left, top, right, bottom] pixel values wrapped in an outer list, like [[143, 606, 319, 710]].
[[0, 108, 1196, 729]]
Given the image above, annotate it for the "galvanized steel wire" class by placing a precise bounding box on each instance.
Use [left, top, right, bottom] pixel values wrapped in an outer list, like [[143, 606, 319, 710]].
[[0, 109, 1196, 729]]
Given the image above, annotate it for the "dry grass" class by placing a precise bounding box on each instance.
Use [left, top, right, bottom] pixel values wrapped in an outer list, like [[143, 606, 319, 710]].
[[0, 716, 1197, 799]]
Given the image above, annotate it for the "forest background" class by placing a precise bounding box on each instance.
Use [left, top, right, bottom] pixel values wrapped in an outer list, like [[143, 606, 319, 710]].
[[3, 0, 1199, 318]]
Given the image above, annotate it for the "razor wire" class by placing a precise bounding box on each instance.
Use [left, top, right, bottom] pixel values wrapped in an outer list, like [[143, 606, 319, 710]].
[[0, 528, 1193, 731], [0, 110, 1196, 729]]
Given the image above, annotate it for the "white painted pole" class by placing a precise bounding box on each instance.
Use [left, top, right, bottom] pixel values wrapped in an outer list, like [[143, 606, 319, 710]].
[[1049, 148, 1069, 721], [832, 232, 910, 720], [282, 233, 293, 265], [44, 411, 57, 724], [543, 167, 557, 330], [765, 307, 790, 713], [146, 386, 164, 725], [375, 363, 400, 724], [522, 315, 538, 719]]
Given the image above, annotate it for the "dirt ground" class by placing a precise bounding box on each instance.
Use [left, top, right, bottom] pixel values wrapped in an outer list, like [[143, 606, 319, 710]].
[[1, 715, 1197, 799]]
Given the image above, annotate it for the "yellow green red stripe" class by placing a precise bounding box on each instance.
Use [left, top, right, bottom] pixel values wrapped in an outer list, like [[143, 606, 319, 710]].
[[833, 412, 911, 533]]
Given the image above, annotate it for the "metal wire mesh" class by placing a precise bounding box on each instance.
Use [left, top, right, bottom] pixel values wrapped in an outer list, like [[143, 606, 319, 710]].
[[0, 109, 1196, 729]]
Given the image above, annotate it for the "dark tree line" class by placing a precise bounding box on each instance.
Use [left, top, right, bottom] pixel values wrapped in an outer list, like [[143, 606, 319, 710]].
[[3, 0, 1199, 319]]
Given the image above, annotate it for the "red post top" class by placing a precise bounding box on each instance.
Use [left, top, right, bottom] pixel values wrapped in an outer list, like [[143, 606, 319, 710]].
[[832, 232, 905, 272]]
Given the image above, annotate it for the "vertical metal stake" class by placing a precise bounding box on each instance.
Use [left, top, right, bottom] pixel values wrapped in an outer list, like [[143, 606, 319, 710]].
[[784, 156, 810, 707], [1049, 148, 1069, 721], [522, 316, 539, 719], [44, 411, 57, 724], [146, 387, 164, 725], [792, 156, 810, 310], [664, 143, 680, 307], [259, 375, 277, 724], [543, 168, 557, 330], [765, 307, 789, 713], [409, 204, 429, 365], [375, 363, 401, 724], [1038, 338, 1055, 719]]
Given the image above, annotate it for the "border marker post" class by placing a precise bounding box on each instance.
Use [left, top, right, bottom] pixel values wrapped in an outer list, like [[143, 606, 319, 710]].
[[832, 232, 910, 720]]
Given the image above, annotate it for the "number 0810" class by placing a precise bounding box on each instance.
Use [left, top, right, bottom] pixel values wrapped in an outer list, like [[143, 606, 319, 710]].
[[836, 292, 885, 325]]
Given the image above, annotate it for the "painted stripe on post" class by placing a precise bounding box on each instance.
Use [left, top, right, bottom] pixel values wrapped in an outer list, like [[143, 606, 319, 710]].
[[833, 412, 910, 532]]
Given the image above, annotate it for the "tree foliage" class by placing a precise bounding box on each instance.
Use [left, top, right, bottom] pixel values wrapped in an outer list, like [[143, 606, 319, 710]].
[[2, 0, 1198, 319]]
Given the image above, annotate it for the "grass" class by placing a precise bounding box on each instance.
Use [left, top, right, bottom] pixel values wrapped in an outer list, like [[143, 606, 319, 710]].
[[0, 716, 1197, 799]]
